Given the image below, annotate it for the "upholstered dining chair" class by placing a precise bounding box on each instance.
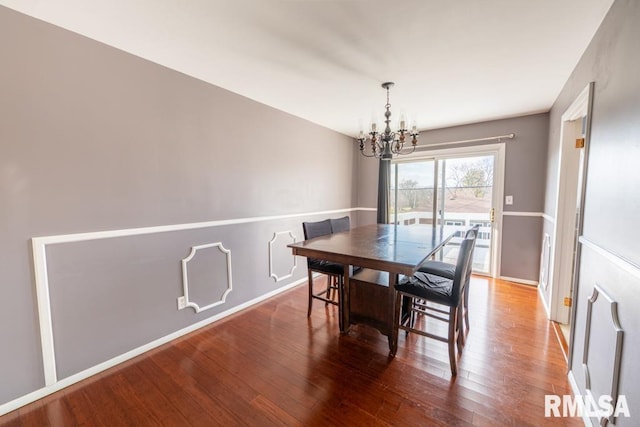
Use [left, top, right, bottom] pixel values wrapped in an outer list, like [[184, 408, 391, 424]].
[[329, 215, 362, 277], [327, 215, 352, 302], [393, 235, 475, 376], [302, 219, 345, 317], [329, 215, 351, 233], [418, 224, 479, 338]]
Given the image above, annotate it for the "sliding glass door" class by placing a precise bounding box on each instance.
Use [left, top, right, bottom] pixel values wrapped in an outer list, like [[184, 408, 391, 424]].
[[390, 160, 436, 226], [391, 152, 498, 275]]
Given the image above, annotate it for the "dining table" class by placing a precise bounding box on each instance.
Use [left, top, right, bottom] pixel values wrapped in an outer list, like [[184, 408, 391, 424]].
[[288, 223, 455, 356]]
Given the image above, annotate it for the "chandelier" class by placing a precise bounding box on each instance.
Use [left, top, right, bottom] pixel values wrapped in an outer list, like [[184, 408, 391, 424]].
[[356, 82, 419, 161]]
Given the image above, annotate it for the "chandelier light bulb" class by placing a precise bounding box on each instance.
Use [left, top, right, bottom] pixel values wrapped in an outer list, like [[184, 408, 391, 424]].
[[399, 113, 407, 130]]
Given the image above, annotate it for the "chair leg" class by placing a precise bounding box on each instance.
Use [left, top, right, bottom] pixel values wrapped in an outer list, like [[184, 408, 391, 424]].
[[457, 306, 465, 350], [337, 275, 342, 303], [448, 307, 458, 376], [307, 269, 314, 317], [458, 301, 466, 349], [463, 281, 470, 334], [406, 296, 415, 336], [464, 300, 470, 334], [330, 276, 335, 302], [325, 276, 332, 306], [332, 275, 340, 303]]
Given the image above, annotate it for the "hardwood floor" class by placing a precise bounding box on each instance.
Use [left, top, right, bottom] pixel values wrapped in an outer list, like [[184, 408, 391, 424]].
[[0, 276, 582, 426]]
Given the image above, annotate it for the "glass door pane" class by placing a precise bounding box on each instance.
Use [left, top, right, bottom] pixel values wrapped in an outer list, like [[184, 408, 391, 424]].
[[391, 160, 435, 226], [391, 153, 496, 275], [438, 155, 495, 274]]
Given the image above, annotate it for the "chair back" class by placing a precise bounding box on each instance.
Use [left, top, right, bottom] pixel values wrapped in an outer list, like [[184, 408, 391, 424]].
[[330, 216, 351, 233], [451, 236, 475, 305], [465, 224, 480, 286], [302, 219, 333, 268], [303, 219, 333, 240], [465, 224, 480, 239], [463, 224, 480, 280]]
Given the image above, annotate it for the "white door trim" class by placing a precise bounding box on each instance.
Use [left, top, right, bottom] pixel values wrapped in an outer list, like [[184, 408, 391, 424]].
[[548, 82, 593, 323]]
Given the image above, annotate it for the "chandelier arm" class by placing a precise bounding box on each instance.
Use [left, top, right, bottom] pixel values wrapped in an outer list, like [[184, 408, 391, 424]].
[[394, 146, 417, 156], [360, 152, 381, 158], [358, 140, 383, 158]]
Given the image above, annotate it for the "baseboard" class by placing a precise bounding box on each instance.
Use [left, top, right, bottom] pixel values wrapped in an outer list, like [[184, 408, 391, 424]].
[[0, 276, 307, 417], [551, 321, 569, 362], [537, 283, 552, 318], [568, 370, 591, 426], [499, 275, 538, 286]]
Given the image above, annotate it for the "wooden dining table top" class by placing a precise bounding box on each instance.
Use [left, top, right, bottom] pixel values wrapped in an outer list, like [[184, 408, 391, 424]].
[[288, 223, 454, 276]]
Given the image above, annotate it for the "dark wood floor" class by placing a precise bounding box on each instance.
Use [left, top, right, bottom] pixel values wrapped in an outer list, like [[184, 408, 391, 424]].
[[1, 276, 581, 426]]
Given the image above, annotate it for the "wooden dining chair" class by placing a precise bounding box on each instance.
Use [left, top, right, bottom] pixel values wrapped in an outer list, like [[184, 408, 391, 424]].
[[393, 235, 475, 376], [302, 219, 345, 316], [417, 224, 479, 339]]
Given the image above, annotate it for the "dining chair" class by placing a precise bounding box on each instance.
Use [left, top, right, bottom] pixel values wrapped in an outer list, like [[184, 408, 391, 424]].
[[330, 213, 362, 267], [329, 215, 351, 233], [302, 219, 345, 317], [393, 235, 475, 376], [418, 224, 479, 338]]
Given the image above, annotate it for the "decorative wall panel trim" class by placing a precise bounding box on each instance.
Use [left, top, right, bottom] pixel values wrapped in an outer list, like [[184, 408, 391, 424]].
[[542, 213, 555, 223], [539, 233, 551, 290], [268, 231, 297, 282], [580, 236, 640, 279], [32, 207, 363, 245], [582, 284, 624, 426], [31, 240, 57, 386], [502, 211, 545, 217], [30, 207, 364, 390], [181, 243, 233, 313]]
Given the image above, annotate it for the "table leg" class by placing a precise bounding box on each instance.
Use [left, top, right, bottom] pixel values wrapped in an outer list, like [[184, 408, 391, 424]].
[[388, 272, 399, 356], [340, 264, 352, 333]]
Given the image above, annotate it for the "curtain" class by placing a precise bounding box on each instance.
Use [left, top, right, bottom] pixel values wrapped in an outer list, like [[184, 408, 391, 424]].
[[376, 160, 390, 224]]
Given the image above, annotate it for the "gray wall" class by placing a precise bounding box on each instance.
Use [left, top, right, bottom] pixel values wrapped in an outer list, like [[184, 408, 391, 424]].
[[544, 0, 640, 424], [4, 0, 639, 420], [0, 6, 356, 406], [356, 113, 550, 282]]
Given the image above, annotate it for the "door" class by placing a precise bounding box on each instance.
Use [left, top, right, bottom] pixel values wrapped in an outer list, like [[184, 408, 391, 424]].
[[391, 145, 504, 277], [437, 155, 495, 274], [548, 83, 593, 329]]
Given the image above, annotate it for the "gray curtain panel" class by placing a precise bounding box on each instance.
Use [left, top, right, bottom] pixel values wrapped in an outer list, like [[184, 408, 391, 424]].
[[377, 160, 390, 224]]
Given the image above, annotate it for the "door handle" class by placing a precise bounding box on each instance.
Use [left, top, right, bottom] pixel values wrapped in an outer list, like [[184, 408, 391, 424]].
[[490, 208, 495, 223]]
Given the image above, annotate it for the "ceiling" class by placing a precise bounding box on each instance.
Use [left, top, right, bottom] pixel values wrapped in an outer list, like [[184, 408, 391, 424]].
[[1, 0, 614, 137]]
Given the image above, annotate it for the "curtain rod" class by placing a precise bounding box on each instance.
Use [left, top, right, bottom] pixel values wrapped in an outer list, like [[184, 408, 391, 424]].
[[415, 133, 515, 150]]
